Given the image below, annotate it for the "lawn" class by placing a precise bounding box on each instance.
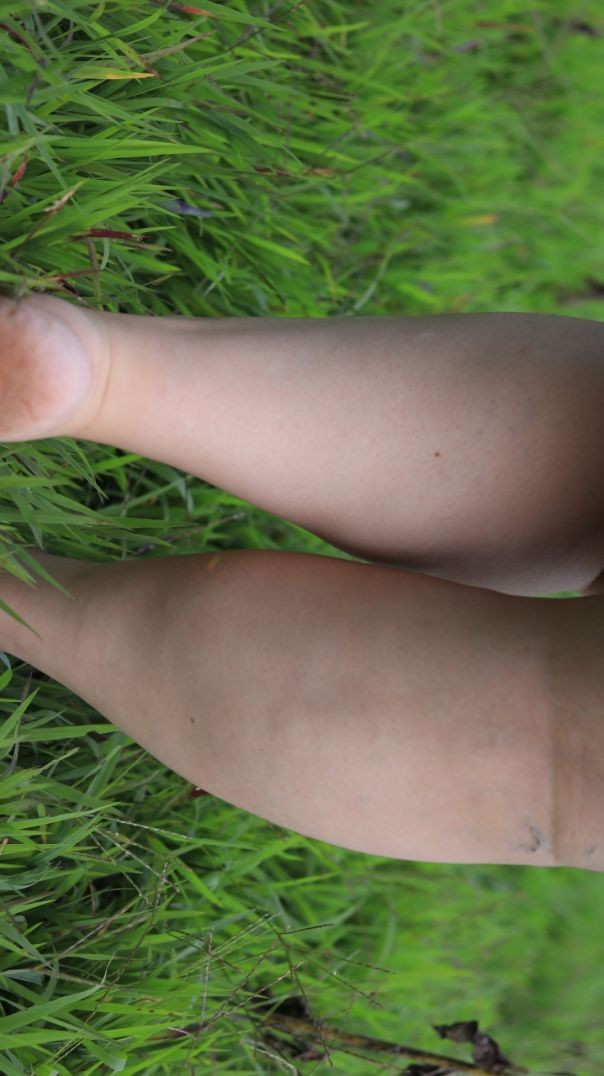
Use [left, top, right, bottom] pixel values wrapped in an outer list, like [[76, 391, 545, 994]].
[[1, 0, 603, 1072]]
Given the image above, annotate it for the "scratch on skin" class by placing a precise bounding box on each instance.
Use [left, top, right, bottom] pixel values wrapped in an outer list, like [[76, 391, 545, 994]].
[[206, 555, 221, 572], [517, 820, 552, 854], [526, 824, 543, 852]]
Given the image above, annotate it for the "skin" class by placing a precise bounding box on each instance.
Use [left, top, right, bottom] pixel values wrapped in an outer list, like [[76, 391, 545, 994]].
[[0, 293, 603, 869], [2, 293, 603, 596], [0, 547, 585, 869], [582, 570, 604, 595], [547, 591, 604, 871]]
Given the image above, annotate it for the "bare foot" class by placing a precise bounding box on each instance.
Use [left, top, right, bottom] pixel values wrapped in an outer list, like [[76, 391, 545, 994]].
[[0, 293, 112, 442]]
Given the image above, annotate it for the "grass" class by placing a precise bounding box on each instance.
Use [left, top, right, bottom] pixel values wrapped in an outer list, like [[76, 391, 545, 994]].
[[1, 0, 604, 1072]]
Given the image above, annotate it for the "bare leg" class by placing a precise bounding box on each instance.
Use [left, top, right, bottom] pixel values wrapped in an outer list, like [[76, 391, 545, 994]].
[[1, 294, 603, 597], [1, 548, 601, 871], [548, 591, 604, 871], [583, 570, 604, 595]]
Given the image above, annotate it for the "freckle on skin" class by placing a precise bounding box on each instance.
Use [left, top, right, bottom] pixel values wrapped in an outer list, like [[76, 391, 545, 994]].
[[434, 451, 441, 457]]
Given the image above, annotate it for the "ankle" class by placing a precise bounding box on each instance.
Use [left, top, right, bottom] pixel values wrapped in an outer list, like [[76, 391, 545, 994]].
[[0, 549, 88, 664], [44, 298, 115, 441]]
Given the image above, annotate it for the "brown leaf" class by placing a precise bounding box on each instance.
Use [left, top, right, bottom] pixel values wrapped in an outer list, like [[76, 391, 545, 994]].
[[71, 229, 146, 242], [173, 4, 216, 14], [473, 1031, 514, 1073], [433, 1020, 526, 1074], [10, 153, 29, 187], [254, 166, 290, 177], [433, 1020, 478, 1043]]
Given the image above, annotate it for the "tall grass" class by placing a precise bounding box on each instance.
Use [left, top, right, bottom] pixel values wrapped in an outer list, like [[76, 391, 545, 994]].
[[1, 1, 603, 1072]]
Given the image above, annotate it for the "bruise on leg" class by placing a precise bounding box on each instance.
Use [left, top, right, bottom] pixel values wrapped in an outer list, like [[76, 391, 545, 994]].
[[0, 300, 53, 435]]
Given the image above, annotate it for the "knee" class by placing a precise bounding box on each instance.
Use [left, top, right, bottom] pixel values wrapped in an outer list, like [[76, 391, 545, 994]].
[[581, 569, 604, 596]]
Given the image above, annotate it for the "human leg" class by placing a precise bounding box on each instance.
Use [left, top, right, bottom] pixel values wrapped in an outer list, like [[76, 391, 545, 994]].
[[1, 293, 603, 597], [582, 570, 604, 595], [547, 590, 604, 871], [3, 547, 598, 870]]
